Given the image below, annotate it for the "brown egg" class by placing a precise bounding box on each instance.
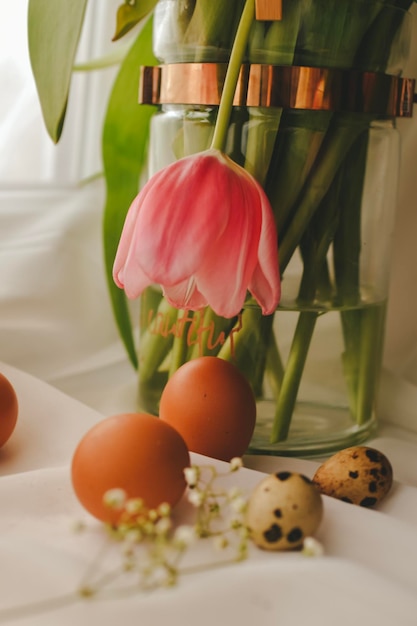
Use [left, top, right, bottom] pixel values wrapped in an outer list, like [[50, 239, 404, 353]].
[[312, 446, 393, 507], [0, 373, 18, 448], [159, 357, 256, 462], [246, 472, 323, 551], [71, 412, 190, 524]]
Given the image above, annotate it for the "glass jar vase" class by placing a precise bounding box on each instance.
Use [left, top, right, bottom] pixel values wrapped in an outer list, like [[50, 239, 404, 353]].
[[135, 0, 415, 456], [137, 105, 401, 456]]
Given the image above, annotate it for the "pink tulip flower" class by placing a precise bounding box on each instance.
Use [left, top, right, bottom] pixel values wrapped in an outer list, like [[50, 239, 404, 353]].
[[113, 148, 280, 318]]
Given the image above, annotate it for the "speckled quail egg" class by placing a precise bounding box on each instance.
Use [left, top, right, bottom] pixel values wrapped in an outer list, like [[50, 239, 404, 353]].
[[245, 471, 323, 551], [312, 446, 393, 507]]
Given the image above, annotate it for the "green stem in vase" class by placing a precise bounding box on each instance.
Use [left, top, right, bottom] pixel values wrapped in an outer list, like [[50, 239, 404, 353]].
[[168, 311, 195, 377], [356, 302, 387, 425], [332, 127, 386, 425], [292, 0, 382, 69], [210, 0, 255, 153], [240, 4, 309, 400], [353, 0, 413, 72], [175, 0, 197, 37], [328, 0, 411, 426], [266, 110, 332, 234], [269, 181, 341, 443], [333, 129, 366, 417], [255, 0, 392, 434], [187, 307, 236, 360], [278, 113, 371, 274], [340, 309, 362, 417], [332, 129, 367, 308], [248, 0, 304, 64], [297, 177, 341, 306], [139, 298, 178, 383], [184, 0, 246, 61], [217, 301, 273, 397], [182, 107, 215, 155], [225, 107, 250, 167], [244, 107, 282, 185], [270, 311, 317, 443], [265, 333, 285, 398]]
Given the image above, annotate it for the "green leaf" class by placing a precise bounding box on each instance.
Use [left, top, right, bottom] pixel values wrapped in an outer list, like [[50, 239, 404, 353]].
[[74, 43, 132, 72], [112, 0, 158, 41], [103, 17, 157, 369], [28, 0, 88, 143]]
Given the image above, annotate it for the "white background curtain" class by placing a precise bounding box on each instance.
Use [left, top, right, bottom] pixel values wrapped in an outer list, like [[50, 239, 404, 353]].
[[0, 1, 416, 426]]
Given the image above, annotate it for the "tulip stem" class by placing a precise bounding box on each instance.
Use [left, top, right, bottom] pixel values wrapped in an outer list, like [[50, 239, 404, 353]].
[[210, 0, 254, 153]]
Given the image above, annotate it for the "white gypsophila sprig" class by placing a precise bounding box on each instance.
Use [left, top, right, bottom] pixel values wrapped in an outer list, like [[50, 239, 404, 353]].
[[73, 460, 249, 600], [188, 488, 205, 507], [103, 488, 127, 509], [185, 462, 250, 560], [229, 457, 243, 471], [302, 537, 325, 557], [184, 466, 199, 488], [173, 525, 196, 549]]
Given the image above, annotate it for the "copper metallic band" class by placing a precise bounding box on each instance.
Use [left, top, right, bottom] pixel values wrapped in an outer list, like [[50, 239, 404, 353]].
[[255, 0, 282, 20], [139, 63, 415, 117]]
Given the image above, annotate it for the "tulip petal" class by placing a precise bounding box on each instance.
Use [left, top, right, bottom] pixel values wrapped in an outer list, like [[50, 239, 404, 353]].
[[116, 263, 153, 300], [113, 148, 281, 316], [248, 195, 281, 314], [132, 150, 233, 285], [163, 279, 208, 311], [194, 173, 262, 318], [112, 193, 141, 288]]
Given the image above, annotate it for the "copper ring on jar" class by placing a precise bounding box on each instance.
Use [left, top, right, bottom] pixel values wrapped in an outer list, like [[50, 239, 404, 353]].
[[138, 63, 416, 118]]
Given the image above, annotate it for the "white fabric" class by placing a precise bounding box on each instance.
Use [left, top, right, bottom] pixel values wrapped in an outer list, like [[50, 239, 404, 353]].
[[0, 360, 416, 626], [0, 183, 139, 413]]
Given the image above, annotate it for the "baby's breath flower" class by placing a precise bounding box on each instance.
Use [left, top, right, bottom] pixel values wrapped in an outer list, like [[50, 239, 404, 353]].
[[155, 517, 172, 535], [137, 520, 153, 536], [229, 457, 243, 472], [125, 497, 144, 515], [208, 501, 220, 514], [230, 496, 247, 514], [184, 466, 199, 487], [237, 541, 249, 561], [124, 528, 142, 545], [213, 536, 229, 551], [188, 489, 205, 507], [302, 537, 324, 557], [158, 502, 171, 517], [239, 525, 250, 540], [230, 518, 244, 530], [148, 509, 158, 522], [173, 525, 196, 548], [148, 566, 176, 588], [103, 488, 127, 509], [76, 461, 251, 598]]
